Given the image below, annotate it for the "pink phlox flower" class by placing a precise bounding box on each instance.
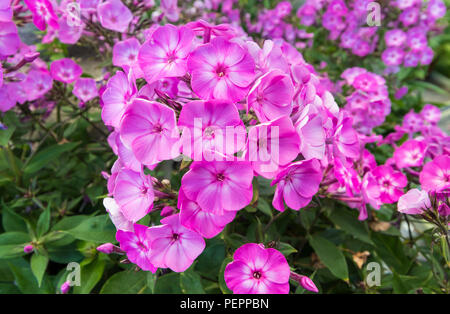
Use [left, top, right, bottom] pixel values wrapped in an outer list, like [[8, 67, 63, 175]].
[[147, 214, 205, 272], [181, 160, 254, 215], [271, 159, 322, 211], [113, 168, 154, 222], [116, 223, 157, 272], [224, 243, 290, 294], [120, 98, 180, 165]]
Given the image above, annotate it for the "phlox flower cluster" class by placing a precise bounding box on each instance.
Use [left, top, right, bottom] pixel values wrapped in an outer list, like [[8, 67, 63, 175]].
[[296, 0, 447, 71]]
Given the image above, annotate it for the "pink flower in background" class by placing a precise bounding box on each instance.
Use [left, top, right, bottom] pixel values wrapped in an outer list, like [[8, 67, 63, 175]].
[[178, 100, 246, 160], [50, 58, 83, 84], [0, 0, 12, 22], [0, 84, 16, 112], [24, 0, 59, 31], [57, 15, 84, 45], [361, 172, 382, 212], [181, 160, 254, 215], [178, 189, 235, 238], [116, 224, 157, 272], [332, 115, 360, 161], [296, 109, 326, 160], [224, 243, 290, 294], [101, 70, 137, 128], [103, 197, 133, 231], [272, 159, 322, 211], [420, 155, 450, 192], [382, 47, 404, 66], [187, 37, 255, 102], [420, 104, 441, 125], [113, 38, 144, 79], [160, 0, 179, 22], [397, 189, 430, 215], [115, 134, 141, 172], [0, 21, 20, 56], [372, 165, 407, 203], [0, 64, 2, 87], [384, 29, 406, 47], [247, 70, 293, 122], [393, 139, 427, 169], [113, 168, 154, 222], [247, 116, 300, 179], [73, 78, 98, 104], [139, 24, 194, 84], [25, 70, 53, 101], [97, 0, 133, 33], [147, 214, 205, 272], [120, 98, 180, 165], [427, 0, 446, 20]]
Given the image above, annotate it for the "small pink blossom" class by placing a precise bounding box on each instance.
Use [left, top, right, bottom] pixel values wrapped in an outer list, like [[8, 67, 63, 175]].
[[393, 139, 427, 169], [147, 214, 205, 272], [187, 37, 255, 102], [116, 224, 157, 272], [419, 155, 450, 192], [97, 0, 133, 33], [247, 69, 293, 123], [398, 189, 430, 215], [50, 58, 83, 84], [372, 165, 407, 203], [181, 160, 254, 215], [120, 98, 180, 165], [73, 78, 98, 104], [272, 159, 322, 211], [24, 0, 59, 31], [101, 70, 137, 128], [113, 38, 144, 79], [224, 243, 290, 294], [113, 168, 154, 222], [247, 116, 300, 179], [178, 189, 235, 239], [138, 24, 194, 84]]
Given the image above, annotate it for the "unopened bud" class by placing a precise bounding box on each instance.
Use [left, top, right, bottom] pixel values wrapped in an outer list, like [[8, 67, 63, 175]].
[[299, 276, 319, 293], [160, 206, 175, 217], [60, 281, 71, 294], [438, 203, 450, 217], [24, 244, 34, 254], [96, 243, 124, 254]]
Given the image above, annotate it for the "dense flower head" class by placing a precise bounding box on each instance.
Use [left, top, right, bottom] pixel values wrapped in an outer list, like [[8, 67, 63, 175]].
[[224, 243, 290, 294]]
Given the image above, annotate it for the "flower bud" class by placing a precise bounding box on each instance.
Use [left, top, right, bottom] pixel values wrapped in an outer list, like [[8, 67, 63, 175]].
[[23, 244, 34, 254], [300, 276, 319, 293], [96, 243, 123, 254], [60, 281, 71, 294], [438, 203, 450, 217]]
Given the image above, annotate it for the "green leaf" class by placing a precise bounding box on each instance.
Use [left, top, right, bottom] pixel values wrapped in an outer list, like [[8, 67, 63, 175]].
[[8, 261, 52, 294], [277, 242, 298, 257], [0, 125, 16, 147], [257, 198, 273, 218], [308, 235, 349, 282], [154, 272, 182, 294], [64, 215, 116, 243], [146, 272, 157, 294], [23, 142, 79, 174], [218, 257, 233, 294], [195, 240, 226, 280], [30, 253, 49, 287], [180, 266, 205, 294], [2, 206, 28, 233], [328, 208, 373, 245], [36, 206, 51, 238], [100, 270, 149, 294], [73, 257, 106, 294], [372, 233, 412, 275]]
